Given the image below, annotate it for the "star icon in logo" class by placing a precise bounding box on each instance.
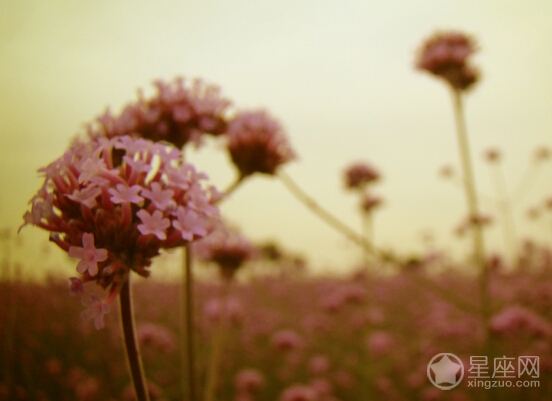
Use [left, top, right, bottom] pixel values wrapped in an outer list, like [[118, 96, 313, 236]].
[[427, 353, 464, 390]]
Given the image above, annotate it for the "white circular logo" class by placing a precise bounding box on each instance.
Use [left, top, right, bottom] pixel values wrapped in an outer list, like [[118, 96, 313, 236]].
[[427, 353, 464, 390]]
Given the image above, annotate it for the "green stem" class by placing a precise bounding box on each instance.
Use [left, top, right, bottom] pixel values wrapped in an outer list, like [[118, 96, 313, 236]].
[[361, 210, 373, 265], [181, 246, 196, 401], [218, 175, 246, 204], [450, 88, 492, 359], [204, 280, 231, 401], [119, 277, 150, 401]]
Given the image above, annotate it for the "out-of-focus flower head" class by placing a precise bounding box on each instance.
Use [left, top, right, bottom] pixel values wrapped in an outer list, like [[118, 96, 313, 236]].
[[534, 146, 551, 162], [360, 193, 383, 213], [226, 110, 296, 178], [483, 148, 501, 163], [21, 136, 219, 326], [438, 164, 455, 179], [455, 213, 493, 236], [136, 323, 177, 354], [278, 384, 317, 401], [343, 161, 380, 190], [491, 305, 552, 338], [83, 77, 232, 149], [235, 368, 265, 394], [270, 329, 304, 351], [416, 31, 480, 91], [193, 224, 257, 280]]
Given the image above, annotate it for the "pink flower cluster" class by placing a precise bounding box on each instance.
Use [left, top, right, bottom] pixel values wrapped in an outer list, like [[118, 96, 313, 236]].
[[194, 225, 257, 280], [227, 110, 296, 178], [416, 31, 479, 90], [21, 135, 219, 324], [85, 77, 232, 148]]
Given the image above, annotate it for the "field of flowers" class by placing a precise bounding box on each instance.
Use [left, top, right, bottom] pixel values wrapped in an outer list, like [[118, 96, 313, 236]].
[[1, 244, 552, 401], [2, 29, 552, 401]]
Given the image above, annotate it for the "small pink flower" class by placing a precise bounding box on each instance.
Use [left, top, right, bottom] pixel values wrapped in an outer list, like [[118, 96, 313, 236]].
[[141, 182, 176, 210], [66, 186, 101, 208], [172, 207, 207, 241], [137, 209, 171, 240], [81, 295, 110, 330], [108, 184, 144, 204], [68, 233, 108, 276]]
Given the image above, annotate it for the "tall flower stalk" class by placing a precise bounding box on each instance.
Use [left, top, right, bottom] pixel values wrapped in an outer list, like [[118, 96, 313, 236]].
[[416, 32, 494, 389]]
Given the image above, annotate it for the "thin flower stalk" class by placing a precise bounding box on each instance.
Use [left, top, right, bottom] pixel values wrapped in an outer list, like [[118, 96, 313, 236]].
[[119, 277, 150, 401], [485, 152, 517, 260], [278, 170, 379, 258]]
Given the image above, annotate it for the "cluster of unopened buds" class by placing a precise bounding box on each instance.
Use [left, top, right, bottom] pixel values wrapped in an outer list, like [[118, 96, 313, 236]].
[[21, 135, 221, 328]]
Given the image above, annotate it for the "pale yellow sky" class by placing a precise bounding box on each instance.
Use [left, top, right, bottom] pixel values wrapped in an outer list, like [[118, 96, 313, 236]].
[[1, 1, 552, 278]]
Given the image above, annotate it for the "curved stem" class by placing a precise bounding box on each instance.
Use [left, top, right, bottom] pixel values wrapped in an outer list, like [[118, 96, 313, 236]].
[[216, 175, 246, 205], [181, 245, 196, 401], [278, 170, 379, 258], [119, 277, 150, 401]]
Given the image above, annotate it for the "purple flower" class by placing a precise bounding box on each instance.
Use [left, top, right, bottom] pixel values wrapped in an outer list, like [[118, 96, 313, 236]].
[[172, 207, 207, 241], [141, 182, 175, 210], [81, 295, 110, 330], [66, 186, 102, 208], [68, 233, 108, 276], [108, 184, 144, 204], [137, 209, 171, 240]]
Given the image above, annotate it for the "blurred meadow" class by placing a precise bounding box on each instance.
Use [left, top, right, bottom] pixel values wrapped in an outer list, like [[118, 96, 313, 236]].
[[1, 1, 552, 400]]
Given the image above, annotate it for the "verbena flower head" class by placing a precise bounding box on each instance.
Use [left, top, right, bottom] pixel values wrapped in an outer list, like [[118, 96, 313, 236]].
[[84, 77, 232, 148], [416, 31, 480, 91], [360, 193, 383, 213], [21, 135, 219, 322], [343, 161, 380, 190], [193, 224, 257, 280], [227, 110, 296, 178]]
